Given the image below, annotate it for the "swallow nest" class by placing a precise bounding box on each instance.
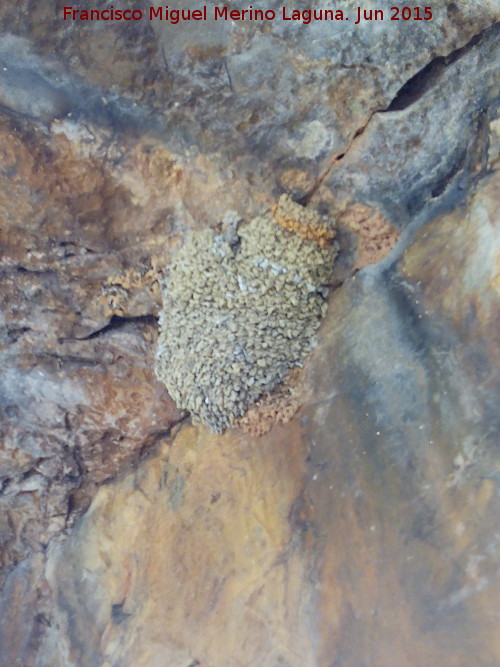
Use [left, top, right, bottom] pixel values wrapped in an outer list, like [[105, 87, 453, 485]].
[[155, 195, 337, 433]]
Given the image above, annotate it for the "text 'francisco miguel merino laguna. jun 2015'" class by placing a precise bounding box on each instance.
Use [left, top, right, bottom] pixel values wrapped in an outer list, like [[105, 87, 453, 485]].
[[62, 5, 434, 25]]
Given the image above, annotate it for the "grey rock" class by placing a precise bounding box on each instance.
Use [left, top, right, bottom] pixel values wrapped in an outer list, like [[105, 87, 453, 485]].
[[0, 65, 71, 123]]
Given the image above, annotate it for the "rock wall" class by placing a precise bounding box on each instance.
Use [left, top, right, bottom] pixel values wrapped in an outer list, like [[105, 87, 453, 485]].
[[0, 2, 499, 665]]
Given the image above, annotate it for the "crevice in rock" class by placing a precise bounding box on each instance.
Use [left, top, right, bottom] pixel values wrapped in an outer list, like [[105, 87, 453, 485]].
[[55, 241, 97, 258], [19, 459, 46, 481], [0, 477, 12, 496], [71, 314, 158, 341], [423, 107, 489, 208], [429, 148, 468, 200], [138, 413, 191, 461], [385, 25, 494, 112], [302, 22, 497, 205], [4, 265, 57, 277], [138, 425, 183, 459], [69, 445, 86, 482], [2, 326, 32, 343]]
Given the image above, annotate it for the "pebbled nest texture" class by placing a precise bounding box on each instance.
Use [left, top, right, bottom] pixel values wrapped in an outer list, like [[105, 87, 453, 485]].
[[155, 195, 337, 433]]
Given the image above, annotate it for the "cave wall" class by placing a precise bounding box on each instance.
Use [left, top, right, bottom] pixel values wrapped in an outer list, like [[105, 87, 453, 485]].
[[0, 2, 499, 665]]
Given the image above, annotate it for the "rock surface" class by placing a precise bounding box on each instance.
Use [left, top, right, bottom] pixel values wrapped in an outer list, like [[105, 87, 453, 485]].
[[0, 2, 499, 666]]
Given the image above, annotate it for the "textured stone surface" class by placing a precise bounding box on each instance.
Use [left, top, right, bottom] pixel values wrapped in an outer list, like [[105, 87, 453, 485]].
[[0, 2, 499, 666], [0, 111, 189, 586], [0, 2, 497, 207], [302, 172, 500, 666], [35, 164, 500, 667]]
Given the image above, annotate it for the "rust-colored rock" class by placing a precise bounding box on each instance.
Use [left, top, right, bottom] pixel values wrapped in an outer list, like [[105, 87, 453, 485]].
[[339, 202, 400, 270], [0, 115, 186, 586]]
